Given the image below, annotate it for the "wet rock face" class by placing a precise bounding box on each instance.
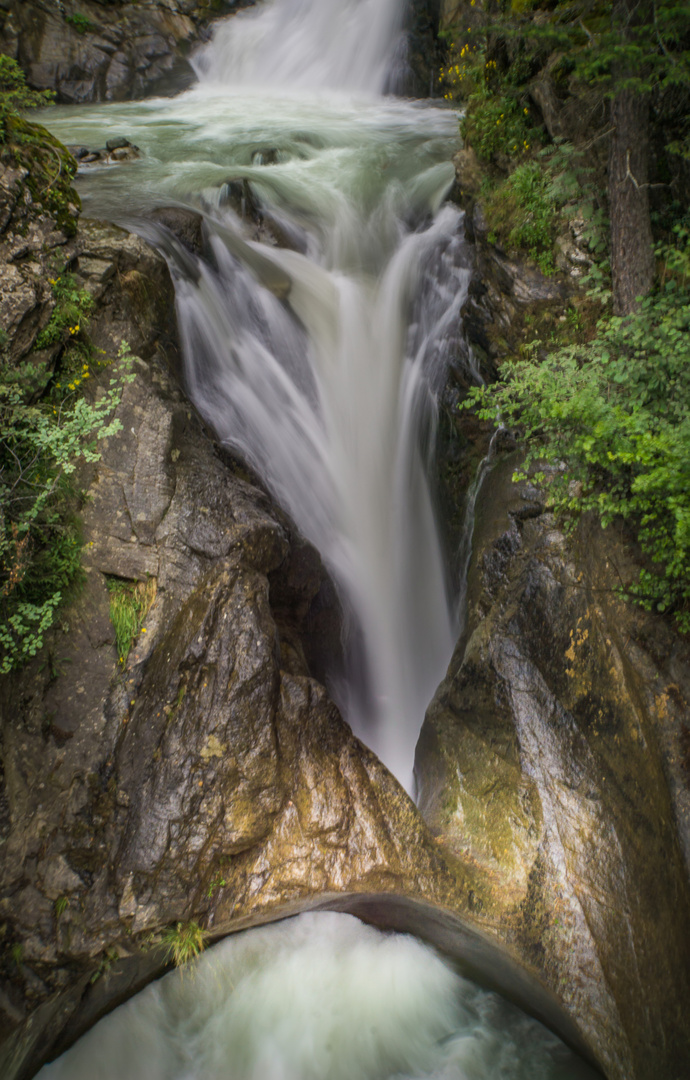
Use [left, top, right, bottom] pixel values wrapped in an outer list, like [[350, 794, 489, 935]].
[[402, 0, 442, 97], [0, 218, 478, 1080], [0, 128, 80, 376], [0, 1, 254, 104], [416, 458, 690, 1080]]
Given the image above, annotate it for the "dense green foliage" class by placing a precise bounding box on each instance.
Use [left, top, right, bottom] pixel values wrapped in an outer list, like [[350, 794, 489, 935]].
[[0, 55, 54, 136], [460, 87, 537, 163], [442, 3, 690, 629], [481, 141, 609, 271], [484, 160, 556, 271], [511, 0, 690, 99], [0, 345, 135, 673], [463, 230, 690, 629]]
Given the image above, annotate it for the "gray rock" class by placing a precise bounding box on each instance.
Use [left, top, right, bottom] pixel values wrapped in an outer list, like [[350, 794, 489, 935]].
[[105, 137, 130, 152], [1, 0, 251, 104]]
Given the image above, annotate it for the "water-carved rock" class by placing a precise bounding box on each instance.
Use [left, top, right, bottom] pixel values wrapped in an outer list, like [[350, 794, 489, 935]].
[[417, 457, 690, 1080]]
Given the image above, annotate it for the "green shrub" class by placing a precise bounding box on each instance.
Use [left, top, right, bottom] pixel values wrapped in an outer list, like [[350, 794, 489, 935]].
[[463, 233, 690, 630], [0, 56, 54, 141], [36, 274, 95, 350], [460, 86, 537, 164], [0, 345, 135, 673], [484, 160, 557, 272]]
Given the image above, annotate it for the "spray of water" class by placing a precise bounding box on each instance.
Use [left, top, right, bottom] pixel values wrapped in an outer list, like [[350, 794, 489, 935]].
[[37, 912, 597, 1080]]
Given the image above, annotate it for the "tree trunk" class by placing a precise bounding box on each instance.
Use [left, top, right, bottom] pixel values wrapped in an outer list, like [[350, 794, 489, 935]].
[[608, 40, 655, 314]]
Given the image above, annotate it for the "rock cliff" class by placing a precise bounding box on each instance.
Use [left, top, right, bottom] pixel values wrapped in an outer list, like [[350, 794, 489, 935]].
[[417, 457, 690, 1080], [0, 0, 252, 103]]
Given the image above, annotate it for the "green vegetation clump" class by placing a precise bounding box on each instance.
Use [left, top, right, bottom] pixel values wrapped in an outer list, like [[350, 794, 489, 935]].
[[65, 13, 95, 35], [0, 345, 135, 674], [162, 921, 208, 968], [0, 55, 54, 131], [463, 229, 690, 630], [461, 86, 537, 164], [484, 161, 556, 273], [36, 274, 95, 350], [107, 576, 157, 665], [481, 142, 609, 273]]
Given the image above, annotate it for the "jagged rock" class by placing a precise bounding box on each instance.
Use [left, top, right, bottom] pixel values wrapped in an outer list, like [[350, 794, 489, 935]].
[[0, 1, 256, 105], [416, 457, 690, 1080], [402, 0, 442, 98], [0, 212, 598, 1080]]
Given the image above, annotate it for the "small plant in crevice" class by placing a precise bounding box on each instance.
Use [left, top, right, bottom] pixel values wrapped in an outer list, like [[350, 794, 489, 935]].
[[65, 13, 95, 35], [162, 921, 208, 969], [90, 947, 120, 984], [36, 274, 95, 351], [54, 895, 69, 918], [206, 859, 231, 899], [107, 576, 157, 665]]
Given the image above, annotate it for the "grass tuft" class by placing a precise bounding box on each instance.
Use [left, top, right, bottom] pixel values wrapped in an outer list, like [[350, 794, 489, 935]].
[[107, 576, 156, 664], [162, 921, 208, 969]]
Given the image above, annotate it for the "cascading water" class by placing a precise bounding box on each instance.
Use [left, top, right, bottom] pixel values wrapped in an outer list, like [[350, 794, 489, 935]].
[[193, 0, 407, 93], [37, 912, 598, 1080], [42, 0, 473, 791], [33, 7, 604, 1078]]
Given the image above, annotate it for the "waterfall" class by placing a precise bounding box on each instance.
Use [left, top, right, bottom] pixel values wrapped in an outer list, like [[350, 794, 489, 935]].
[[42, 0, 472, 793], [37, 912, 597, 1080], [192, 0, 407, 94]]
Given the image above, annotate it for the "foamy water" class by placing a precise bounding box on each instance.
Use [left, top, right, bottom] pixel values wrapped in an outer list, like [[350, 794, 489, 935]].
[[41, 0, 468, 790], [37, 912, 597, 1080]]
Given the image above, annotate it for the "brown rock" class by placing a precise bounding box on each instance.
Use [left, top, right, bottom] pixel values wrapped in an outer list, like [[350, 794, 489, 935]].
[[417, 458, 690, 1080]]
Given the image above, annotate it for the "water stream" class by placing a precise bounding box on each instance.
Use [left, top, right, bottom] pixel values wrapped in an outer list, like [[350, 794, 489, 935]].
[[42, 0, 474, 791], [33, 5, 602, 1076], [37, 912, 598, 1080]]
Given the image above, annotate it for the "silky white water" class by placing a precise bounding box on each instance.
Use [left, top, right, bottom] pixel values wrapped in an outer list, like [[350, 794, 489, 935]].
[[194, 0, 407, 93], [37, 912, 597, 1080], [41, 0, 474, 789]]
